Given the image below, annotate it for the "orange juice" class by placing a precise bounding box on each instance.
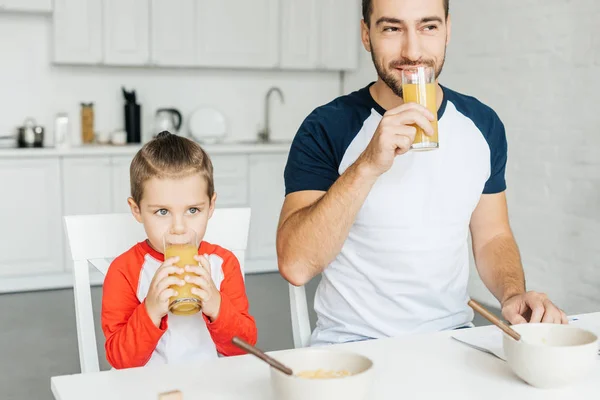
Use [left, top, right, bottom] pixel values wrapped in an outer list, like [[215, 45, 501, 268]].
[[402, 82, 439, 150], [165, 243, 202, 315]]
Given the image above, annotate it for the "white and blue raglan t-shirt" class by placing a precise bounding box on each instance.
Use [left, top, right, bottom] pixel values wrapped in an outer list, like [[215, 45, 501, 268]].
[[284, 83, 508, 346]]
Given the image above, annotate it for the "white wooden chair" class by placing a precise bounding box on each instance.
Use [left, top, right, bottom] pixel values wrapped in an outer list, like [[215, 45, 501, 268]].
[[288, 284, 312, 348], [63, 208, 251, 374]]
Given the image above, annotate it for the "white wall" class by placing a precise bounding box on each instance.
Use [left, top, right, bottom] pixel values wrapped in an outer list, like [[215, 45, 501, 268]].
[[344, 1, 600, 314], [0, 13, 341, 145]]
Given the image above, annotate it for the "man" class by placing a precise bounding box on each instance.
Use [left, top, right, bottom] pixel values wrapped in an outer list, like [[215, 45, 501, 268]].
[[276, 0, 567, 346]]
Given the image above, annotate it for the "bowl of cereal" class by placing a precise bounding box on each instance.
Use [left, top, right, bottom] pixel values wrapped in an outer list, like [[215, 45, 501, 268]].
[[270, 348, 375, 400], [503, 323, 598, 389]]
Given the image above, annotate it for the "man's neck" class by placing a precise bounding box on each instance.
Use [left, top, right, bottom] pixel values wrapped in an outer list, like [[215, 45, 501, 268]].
[[369, 78, 444, 112]]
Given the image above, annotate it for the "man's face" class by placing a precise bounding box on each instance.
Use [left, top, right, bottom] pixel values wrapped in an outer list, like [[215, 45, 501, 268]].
[[362, 0, 451, 97]]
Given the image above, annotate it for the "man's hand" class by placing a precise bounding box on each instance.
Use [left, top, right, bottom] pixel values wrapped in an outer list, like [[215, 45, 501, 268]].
[[501, 291, 568, 325], [357, 103, 435, 177]]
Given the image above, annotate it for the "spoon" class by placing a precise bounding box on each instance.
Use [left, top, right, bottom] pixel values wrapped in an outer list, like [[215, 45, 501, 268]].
[[468, 299, 522, 341], [232, 336, 294, 376]]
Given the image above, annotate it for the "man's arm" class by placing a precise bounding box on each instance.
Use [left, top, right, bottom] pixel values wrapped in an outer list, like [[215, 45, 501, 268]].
[[277, 103, 436, 286], [470, 192, 566, 324], [277, 162, 378, 286], [470, 192, 525, 303]]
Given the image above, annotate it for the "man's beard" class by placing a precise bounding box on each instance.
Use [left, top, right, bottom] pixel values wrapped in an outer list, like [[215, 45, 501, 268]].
[[370, 45, 446, 98]]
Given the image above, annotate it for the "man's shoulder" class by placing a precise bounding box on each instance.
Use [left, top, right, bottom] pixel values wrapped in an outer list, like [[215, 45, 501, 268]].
[[442, 85, 504, 138], [442, 85, 501, 123], [300, 85, 376, 135]]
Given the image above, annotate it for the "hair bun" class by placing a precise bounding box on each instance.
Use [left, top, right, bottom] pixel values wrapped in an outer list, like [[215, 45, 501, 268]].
[[156, 131, 172, 140]]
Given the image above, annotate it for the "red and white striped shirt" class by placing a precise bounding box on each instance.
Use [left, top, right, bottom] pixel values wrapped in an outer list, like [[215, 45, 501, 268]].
[[101, 240, 257, 369]]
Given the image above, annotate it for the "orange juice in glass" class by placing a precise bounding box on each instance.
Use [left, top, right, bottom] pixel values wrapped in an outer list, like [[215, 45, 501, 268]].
[[164, 229, 202, 316], [401, 66, 439, 151]]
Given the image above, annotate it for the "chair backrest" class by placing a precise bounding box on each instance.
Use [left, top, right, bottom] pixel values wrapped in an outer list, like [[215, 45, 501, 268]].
[[288, 284, 312, 348], [63, 208, 251, 373]]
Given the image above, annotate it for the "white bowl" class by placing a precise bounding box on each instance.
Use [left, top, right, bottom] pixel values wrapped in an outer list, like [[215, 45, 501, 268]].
[[503, 323, 598, 389], [270, 349, 374, 400]]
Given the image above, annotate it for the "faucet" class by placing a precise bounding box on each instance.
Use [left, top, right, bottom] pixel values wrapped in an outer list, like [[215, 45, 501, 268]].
[[258, 86, 285, 142]]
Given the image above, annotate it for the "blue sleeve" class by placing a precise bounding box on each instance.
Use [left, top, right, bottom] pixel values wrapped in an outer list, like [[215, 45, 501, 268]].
[[284, 119, 339, 196], [483, 112, 507, 194]]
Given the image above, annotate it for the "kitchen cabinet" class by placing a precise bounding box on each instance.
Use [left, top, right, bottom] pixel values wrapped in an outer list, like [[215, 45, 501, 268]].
[[196, 0, 279, 68], [150, 0, 196, 66], [280, 0, 319, 69], [247, 154, 287, 260], [0, 146, 290, 292], [53, 0, 103, 64], [62, 158, 113, 216], [111, 156, 134, 213], [319, 0, 360, 70], [280, 0, 359, 71], [0, 0, 52, 12], [103, 0, 150, 65], [51, 0, 358, 71], [0, 159, 63, 278], [211, 155, 249, 207]]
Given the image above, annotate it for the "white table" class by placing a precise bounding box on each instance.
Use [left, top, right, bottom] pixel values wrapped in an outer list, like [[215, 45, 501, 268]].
[[52, 313, 600, 400]]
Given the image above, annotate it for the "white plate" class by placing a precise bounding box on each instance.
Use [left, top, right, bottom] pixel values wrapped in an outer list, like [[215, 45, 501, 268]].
[[188, 107, 227, 144]]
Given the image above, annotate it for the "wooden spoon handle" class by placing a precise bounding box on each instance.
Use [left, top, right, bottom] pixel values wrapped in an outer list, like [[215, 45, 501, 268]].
[[468, 299, 522, 341], [232, 337, 294, 375]]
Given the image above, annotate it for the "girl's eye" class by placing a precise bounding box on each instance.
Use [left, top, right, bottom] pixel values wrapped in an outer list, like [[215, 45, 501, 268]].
[[189, 208, 199, 214], [155, 209, 168, 216]]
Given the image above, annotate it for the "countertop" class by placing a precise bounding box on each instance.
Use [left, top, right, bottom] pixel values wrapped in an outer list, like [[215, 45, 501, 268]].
[[0, 141, 292, 158]]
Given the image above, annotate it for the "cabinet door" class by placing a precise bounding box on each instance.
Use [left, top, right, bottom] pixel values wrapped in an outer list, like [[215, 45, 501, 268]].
[[103, 0, 150, 65], [62, 157, 112, 215], [247, 154, 287, 259], [111, 156, 134, 213], [196, 0, 279, 68], [53, 0, 102, 64], [0, 159, 63, 277], [319, 0, 360, 71], [150, 0, 196, 66], [211, 155, 249, 207], [0, 0, 52, 12], [280, 0, 319, 69]]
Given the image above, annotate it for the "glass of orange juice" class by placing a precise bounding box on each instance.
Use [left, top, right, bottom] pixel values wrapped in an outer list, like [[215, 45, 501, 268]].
[[401, 66, 439, 151], [163, 229, 202, 316]]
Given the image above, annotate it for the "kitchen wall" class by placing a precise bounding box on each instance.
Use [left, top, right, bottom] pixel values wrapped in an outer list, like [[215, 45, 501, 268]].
[[345, 1, 600, 314], [0, 13, 342, 145]]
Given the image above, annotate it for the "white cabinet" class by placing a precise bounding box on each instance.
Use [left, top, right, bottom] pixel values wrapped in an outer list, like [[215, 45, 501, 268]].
[[196, 0, 279, 68], [211, 155, 249, 207], [280, 0, 359, 71], [319, 0, 360, 70], [53, 0, 102, 64], [111, 156, 134, 213], [0, 159, 63, 277], [280, 0, 319, 69], [62, 157, 112, 215], [103, 0, 150, 65], [247, 154, 287, 260], [0, 148, 290, 291], [150, 0, 196, 66], [0, 0, 52, 12]]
